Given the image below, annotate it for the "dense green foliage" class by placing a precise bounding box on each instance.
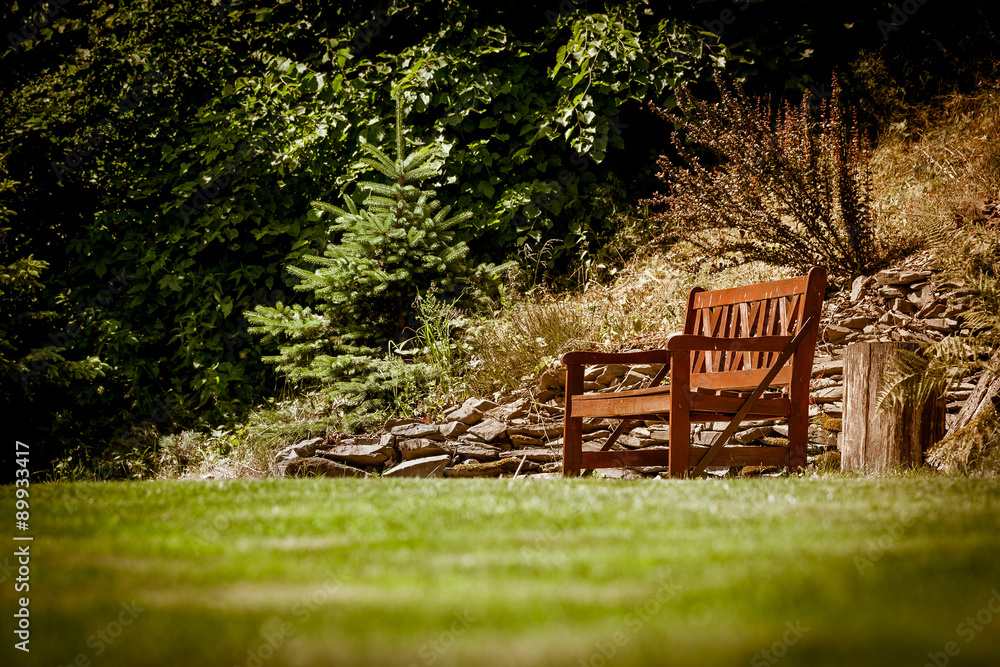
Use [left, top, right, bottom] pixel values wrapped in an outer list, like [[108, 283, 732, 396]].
[[0, 255, 110, 402], [2, 0, 999, 475], [247, 98, 483, 423]]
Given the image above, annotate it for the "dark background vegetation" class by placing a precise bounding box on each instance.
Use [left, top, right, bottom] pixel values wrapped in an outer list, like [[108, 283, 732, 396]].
[[2, 0, 999, 477]]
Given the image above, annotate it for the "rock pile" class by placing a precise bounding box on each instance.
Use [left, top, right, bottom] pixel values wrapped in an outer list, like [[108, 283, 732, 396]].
[[274, 395, 571, 479], [274, 253, 979, 479], [816, 249, 980, 430], [819, 250, 971, 348]]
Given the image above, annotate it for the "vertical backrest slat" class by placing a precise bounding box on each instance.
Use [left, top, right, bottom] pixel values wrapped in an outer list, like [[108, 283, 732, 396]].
[[739, 301, 752, 370], [727, 303, 748, 371], [761, 298, 776, 366], [721, 304, 731, 371], [723, 303, 736, 371], [746, 300, 763, 369], [705, 306, 722, 371], [789, 295, 799, 332], [683, 287, 704, 335], [720, 304, 733, 371], [691, 308, 704, 373], [791, 292, 804, 332], [757, 297, 771, 368]]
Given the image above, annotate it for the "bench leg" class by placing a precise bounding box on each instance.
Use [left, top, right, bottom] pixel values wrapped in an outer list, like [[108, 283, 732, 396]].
[[563, 364, 584, 477], [564, 415, 583, 477], [787, 369, 811, 471], [668, 352, 691, 478], [787, 404, 809, 472]]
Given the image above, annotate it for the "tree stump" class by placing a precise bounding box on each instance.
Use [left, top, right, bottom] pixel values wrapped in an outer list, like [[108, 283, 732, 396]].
[[841, 342, 945, 473]]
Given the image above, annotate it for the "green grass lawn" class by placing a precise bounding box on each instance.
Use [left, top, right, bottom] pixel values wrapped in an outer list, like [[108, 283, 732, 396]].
[[4, 477, 1000, 666]]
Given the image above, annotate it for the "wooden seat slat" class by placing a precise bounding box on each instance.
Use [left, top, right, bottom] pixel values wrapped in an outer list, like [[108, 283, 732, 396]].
[[572, 390, 790, 419], [581, 445, 790, 470]]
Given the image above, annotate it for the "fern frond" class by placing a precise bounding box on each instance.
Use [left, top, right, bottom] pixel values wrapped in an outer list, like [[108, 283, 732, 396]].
[[877, 349, 930, 410]]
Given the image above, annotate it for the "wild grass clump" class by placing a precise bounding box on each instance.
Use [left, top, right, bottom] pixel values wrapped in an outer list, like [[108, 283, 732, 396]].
[[465, 293, 601, 396], [645, 74, 895, 282]]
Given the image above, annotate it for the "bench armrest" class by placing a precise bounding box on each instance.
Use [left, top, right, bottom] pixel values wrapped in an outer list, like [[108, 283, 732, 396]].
[[665, 334, 794, 352], [561, 350, 669, 366]]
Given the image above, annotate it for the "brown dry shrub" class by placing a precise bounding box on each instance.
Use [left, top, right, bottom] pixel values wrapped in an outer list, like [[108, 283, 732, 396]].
[[645, 74, 892, 282]]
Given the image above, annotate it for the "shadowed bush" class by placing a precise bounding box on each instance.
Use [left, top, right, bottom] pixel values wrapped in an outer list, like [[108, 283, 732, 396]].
[[645, 74, 889, 281]]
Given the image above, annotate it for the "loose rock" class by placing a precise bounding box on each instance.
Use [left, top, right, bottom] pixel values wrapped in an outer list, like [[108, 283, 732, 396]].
[[468, 418, 508, 443], [391, 423, 443, 440], [439, 421, 470, 438], [486, 397, 531, 421], [464, 397, 499, 412], [382, 455, 451, 478], [735, 426, 774, 444], [499, 447, 563, 462], [397, 438, 448, 460], [445, 405, 484, 425], [320, 443, 396, 466], [444, 442, 501, 461], [275, 437, 325, 461], [509, 433, 544, 447], [444, 457, 526, 478], [507, 423, 563, 439]]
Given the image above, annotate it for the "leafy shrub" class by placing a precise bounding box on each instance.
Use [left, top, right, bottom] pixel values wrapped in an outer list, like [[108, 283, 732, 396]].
[[645, 74, 884, 280]]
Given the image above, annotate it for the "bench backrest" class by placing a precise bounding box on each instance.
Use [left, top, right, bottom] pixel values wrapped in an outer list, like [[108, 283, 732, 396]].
[[681, 267, 827, 391]]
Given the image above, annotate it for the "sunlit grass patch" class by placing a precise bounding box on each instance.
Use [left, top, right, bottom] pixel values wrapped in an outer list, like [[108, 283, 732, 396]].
[[7, 477, 1000, 667]]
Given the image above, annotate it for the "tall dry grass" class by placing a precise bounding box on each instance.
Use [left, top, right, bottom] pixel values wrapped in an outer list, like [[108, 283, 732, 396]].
[[871, 84, 1000, 242], [465, 258, 787, 397]]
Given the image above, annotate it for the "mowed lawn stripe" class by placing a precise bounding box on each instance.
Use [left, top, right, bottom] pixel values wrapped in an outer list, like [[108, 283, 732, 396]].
[[4, 477, 1000, 666]]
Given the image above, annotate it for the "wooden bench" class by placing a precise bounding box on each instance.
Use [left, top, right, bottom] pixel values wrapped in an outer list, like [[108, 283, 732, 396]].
[[562, 267, 827, 477]]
